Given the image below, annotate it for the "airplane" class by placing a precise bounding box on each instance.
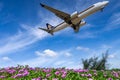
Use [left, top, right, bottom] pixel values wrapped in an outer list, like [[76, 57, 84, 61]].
[[39, 1, 109, 35]]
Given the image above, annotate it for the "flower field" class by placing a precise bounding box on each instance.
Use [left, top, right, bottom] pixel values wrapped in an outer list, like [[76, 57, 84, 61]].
[[0, 65, 120, 80]]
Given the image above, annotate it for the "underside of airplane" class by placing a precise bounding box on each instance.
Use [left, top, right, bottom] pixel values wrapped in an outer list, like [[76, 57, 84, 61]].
[[39, 1, 109, 35]]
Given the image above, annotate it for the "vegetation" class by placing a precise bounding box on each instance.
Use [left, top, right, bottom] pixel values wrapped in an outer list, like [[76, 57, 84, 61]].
[[0, 65, 120, 80], [82, 51, 109, 70]]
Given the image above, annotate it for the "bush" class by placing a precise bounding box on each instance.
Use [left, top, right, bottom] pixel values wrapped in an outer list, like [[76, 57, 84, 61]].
[[82, 51, 109, 70]]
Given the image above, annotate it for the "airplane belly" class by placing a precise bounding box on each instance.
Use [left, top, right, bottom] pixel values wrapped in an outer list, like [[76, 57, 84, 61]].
[[71, 18, 81, 25], [53, 22, 69, 32]]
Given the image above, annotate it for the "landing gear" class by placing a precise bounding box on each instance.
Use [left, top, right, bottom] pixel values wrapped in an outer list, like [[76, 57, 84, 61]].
[[72, 21, 81, 33], [101, 7, 104, 12]]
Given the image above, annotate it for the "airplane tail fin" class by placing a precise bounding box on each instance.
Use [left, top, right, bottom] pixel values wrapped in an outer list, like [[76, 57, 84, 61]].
[[39, 23, 55, 35]]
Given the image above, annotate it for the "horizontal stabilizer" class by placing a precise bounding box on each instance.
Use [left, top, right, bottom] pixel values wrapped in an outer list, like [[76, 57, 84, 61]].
[[39, 27, 49, 32], [39, 27, 54, 35]]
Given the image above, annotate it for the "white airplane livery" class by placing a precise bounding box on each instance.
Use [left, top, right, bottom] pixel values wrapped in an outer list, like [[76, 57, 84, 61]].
[[39, 1, 109, 35]]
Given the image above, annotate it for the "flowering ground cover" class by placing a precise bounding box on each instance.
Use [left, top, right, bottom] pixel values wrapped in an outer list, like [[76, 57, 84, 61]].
[[0, 65, 120, 80]]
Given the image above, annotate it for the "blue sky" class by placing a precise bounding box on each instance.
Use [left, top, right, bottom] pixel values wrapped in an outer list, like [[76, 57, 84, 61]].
[[0, 0, 120, 69]]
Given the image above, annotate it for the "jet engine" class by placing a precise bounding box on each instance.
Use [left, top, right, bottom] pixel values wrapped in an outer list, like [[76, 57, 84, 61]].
[[79, 20, 86, 26], [71, 11, 78, 19]]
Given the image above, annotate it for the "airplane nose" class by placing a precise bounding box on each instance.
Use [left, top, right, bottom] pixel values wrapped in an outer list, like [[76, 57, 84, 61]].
[[103, 1, 109, 5]]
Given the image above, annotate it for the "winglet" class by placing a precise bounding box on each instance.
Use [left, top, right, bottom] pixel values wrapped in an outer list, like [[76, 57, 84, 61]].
[[40, 3, 45, 7]]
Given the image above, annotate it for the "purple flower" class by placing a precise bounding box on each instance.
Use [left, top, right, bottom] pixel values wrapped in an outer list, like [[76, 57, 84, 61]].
[[74, 69, 88, 73], [19, 68, 25, 73], [52, 78, 58, 80], [29, 67, 35, 71], [7, 69, 16, 74], [55, 71, 60, 76], [46, 73, 51, 77], [108, 78, 112, 80], [87, 74, 92, 78], [92, 70, 96, 73], [12, 74, 23, 78], [32, 77, 42, 80], [61, 73, 66, 78], [104, 74, 107, 77], [94, 73, 97, 76], [0, 76, 6, 79], [23, 71, 29, 76], [81, 74, 85, 77], [43, 69, 51, 73], [12, 69, 29, 78], [88, 78, 93, 80], [113, 72, 119, 78]]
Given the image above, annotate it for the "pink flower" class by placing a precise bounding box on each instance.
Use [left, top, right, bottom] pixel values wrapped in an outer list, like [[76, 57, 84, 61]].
[[87, 74, 92, 77], [0, 76, 6, 79], [43, 69, 51, 73], [108, 78, 112, 80], [52, 78, 58, 80], [32, 77, 41, 80], [94, 73, 97, 76], [23, 70, 29, 76], [88, 78, 93, 80], [81, 74, 85, 77], [12, 74, 23, 78], [7, 69, 16, 74], [113, 72, 119, 78], [104, 73, 107, 77], [46, 73, 51, 77], [74, 69, 88, 73], [61, 73, 66, 78], [55, 71, 60, 76]]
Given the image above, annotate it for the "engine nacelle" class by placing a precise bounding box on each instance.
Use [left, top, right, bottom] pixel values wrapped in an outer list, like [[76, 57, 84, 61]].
[[79, 20, 86, 26], [71, 11, 78, 19]]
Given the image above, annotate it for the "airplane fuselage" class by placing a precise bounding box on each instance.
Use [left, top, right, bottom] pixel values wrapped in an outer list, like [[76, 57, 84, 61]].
[[52, 1, 109, 32]]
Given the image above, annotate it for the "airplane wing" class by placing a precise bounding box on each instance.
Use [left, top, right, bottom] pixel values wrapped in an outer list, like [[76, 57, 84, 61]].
[[40, 3, 71, 22]]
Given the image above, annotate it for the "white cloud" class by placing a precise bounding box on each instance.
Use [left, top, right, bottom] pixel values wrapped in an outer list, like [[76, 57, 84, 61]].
[[43, 49, 57, 57], [2, 56, 11, 61], [35, 51, 43, 56], [35, 49, 57, 57], [108, 54, 115, 59], [76, 46, 90, 51], [64, 52, 72, 57], [20, 50, 71, 68], [0, 24, 48, 55], [0, 56, 16, 68], [36, 48, 72, 57], [17, 49, 78, 68]]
